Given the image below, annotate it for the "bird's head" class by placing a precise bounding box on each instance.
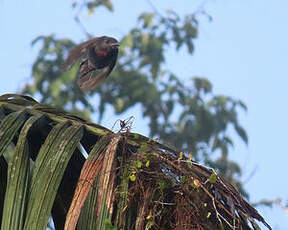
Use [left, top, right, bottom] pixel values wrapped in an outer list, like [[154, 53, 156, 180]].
[[95, 36, 119, 56]]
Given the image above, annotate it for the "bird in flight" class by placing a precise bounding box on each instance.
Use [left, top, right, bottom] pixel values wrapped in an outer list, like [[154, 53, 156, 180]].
[[65, 36, 119, 92]]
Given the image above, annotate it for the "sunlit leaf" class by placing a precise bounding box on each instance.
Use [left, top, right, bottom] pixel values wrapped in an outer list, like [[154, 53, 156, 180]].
[[209, 173, 217, 184]]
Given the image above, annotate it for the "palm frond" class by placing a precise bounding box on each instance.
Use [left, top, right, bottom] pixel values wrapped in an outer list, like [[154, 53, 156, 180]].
[[0, 94, 271, 230]]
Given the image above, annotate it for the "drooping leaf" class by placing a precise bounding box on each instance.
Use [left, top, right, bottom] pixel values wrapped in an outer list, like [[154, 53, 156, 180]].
[[0, 110, 29, 157], [1, 115, 42, 230], [234, 125, 248, 144], [64, 135, 114, 230], [24, 123, 83, 230], [95, 135, 121, 230]]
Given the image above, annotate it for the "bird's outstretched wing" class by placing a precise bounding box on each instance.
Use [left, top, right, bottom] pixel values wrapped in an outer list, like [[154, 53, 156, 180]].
[[64, 38, 98, 69]]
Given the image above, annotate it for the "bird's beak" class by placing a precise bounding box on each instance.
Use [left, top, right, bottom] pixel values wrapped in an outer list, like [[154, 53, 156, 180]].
[[111, 42, 120, 49]]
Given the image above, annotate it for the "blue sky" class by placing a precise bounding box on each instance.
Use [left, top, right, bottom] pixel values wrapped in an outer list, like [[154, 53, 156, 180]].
[[1, 0, 288, 229]]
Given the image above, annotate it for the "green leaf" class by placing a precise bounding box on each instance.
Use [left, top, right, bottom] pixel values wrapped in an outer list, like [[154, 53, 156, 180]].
[[234, 125, 248, 144], [129, 173, 136, 182], [145, 160, 150, 167], [238, 100, 248, 112], [0, 110, 29, 157], [1, 115, 42, 230], [138, 142, 148, 152], [137, 161, 142, 168], [181, 176, 187, 182], [104, 218, 117, 230], [139, 13, 155, 28], [145, 220, 154, 230], [207, 211, 211, 218], [177, 152, 183, 162], [24, 122, 83, 230], [209, 173, 217, 184]]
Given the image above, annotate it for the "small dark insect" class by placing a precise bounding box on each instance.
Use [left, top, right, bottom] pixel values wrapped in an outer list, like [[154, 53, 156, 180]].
[[112, 116, 135, 133], [65, 36, 119, 92]]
